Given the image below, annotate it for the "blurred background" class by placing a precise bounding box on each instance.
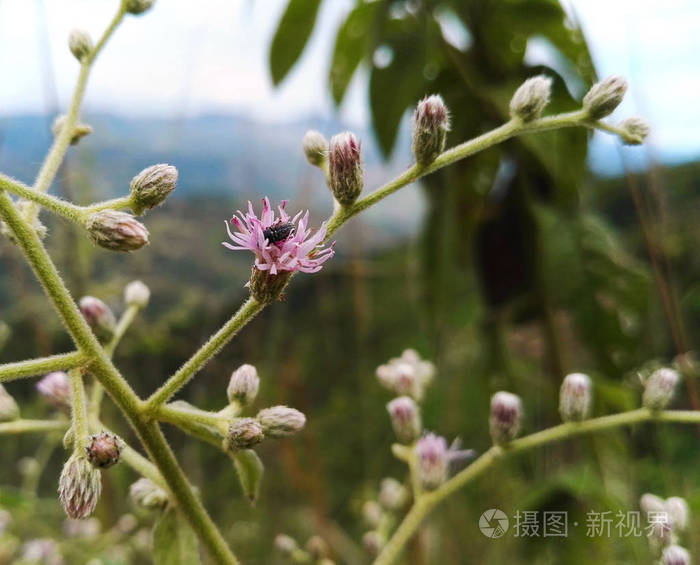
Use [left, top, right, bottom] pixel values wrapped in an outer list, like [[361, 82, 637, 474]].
[[0, 0, 698, 563]]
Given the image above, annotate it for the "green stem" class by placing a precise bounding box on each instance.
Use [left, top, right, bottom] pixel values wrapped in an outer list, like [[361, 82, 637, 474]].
[[156, 404, 227, 430], [0, 351, 87, 383], [84, 196, 134, 214], [0, 174, 86, 223], [0, 419, 67, 435], [68, 367, 90, 451]]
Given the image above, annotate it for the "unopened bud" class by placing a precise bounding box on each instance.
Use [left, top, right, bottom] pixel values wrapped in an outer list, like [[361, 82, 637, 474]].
[[256, 406, 306, 438], [52, 115, 93, 145], [640, 493, 666, 515], [412, 94, 450, 166], [85, 210, 149, 252], [362, 500, 383, 528], [619, 117, 650, 145], [124, 280, 150, 308], [85, 432, 122, 469], [227, 364, 260, 406], [58, 453, 102, 519], [129, 477, 168, 509], [274, 534, 298, 555], [302, 130, 328, 167], [489, 391, 522, 445], [415, 433, 448, 490], [79, 296, 116, 342], [37, 371, 71, 410], [583, 75, 627, 119], [305, 536, 329, 560], [68, 29, 93, 62], [666, 497, 689, 532], [223, 418, 264, 452], [559, 372, 592, 422], [124, 0, 155, 15], [362, 531, 384, 557], [379, 478, 408, 511], [386, 396, 421, 444], [129, 164, 178, 215], [0, 384, 19, 422], [509, 75, 552, 122], [643, 368, 680, 410], [662, 545, 691, 565], [249, 267, 292, 304], [376, 350, 435, 401], [328, 132, 363, 206]]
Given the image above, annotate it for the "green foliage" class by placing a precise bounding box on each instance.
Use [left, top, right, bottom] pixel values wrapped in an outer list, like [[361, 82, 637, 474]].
[[153, 506, 201, 565]]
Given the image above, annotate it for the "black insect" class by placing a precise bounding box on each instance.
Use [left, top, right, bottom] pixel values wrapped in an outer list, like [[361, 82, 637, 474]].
[[263, 221, 295, 243]]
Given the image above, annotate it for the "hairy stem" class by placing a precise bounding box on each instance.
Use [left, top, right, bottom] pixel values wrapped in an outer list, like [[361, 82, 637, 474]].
[[68, 367, 90, 451], [0, 419, 67, 435], [0, 174, 85, 223], [0, 351, 87, 383]]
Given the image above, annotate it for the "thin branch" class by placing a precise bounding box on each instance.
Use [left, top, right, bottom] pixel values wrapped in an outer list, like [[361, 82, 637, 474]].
[[0, 419, 67, 435], [0, 351, 88, 383]]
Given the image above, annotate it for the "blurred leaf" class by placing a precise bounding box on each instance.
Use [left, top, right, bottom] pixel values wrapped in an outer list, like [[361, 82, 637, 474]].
[[153, 506, 200, 565], [269, 0, 322, 86], [231, 449, 264, 505]]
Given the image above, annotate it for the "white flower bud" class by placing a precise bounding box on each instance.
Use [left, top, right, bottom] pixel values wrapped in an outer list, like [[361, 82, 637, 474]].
[[666, 497, 689, 532], [619, 117, 650, 145], [509, 75, 552, 122], [129, 164, 178, 215], [415, 433, 448, 490], [223, 418, 264, 452], [328, 132, 363, 206], [386, 396, 421, 444], [643, 368, 680, 410], [58, 453, 102, 519], [379, 478, 408, 511], [227, 364, 260, 406], [129, 477, 168, 509], [559, 372, 592, 422], [68, 29, 93, 62], [489, 391, 522, 445], [0, 384, 19, 422], [274, 534, 298, 555], [85, 210, 149, 252], [256, 406, 305, 438], [302, 130, 328, 167], [583, 75, 627, 119], [362, 531, 384, 557], [124, 0, 155, 15], [412, 95, 450, 166], [362, 500, 383, 528], [124, 280, 150, 308], [662, 545, 691, 565], [640, 493, 666, 515]]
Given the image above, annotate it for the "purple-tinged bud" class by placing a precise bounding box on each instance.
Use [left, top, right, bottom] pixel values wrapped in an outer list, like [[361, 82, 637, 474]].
[[379, 478, 408, 511], [68, 29, 92, 62], [37, 371, 71, 410], [415, 433, 448, 490], [509, 75, 552, 122], [302, 130, 328, 167], [256, 406, 306, 438], [124, 280, 150, 308], [0, 384, 19, 422], [227, 364, 260, 406], [79, 296, 117, 343], [274, 534, 298, 555], [85, 432, 123, 469], [619, 117, 650, 145], [643, 368, 680, 410], [362, 531, 384, 557], [52, 115, 93, 145], [58, 453, 102, 519], [412, 95, 450, 166], [559, 372, 593, 422], [124, 0, 155, 15], [306, 536, 329, 560], [328, 132, 363, 206], [85, 210, 149, 252], [129, 164, 178, 215], [489, 391, 522, 445], [662, 545, 691, 565], [362, 500, 383, 528], [666, 497, 689, 532], [583, 75, 628, 119], [386, 396, 421, 444], [129, 478, 168, 509], [376, 349, 435, 401], [223, 418, 264, 452]]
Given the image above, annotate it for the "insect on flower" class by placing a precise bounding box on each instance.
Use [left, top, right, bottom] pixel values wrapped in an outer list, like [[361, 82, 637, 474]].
[[262, 221, 295, 244]]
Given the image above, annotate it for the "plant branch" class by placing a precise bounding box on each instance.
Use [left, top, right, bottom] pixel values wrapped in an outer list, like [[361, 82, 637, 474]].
[[0, 351, 87, 383], [68, 367, 90, 451], [0, 419, 67, 435], [0, 174, 86, 223]]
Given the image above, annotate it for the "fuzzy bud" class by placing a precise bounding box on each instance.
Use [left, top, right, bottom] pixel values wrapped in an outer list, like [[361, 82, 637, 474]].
[[583, 75, 627, 119], [256, 406, 306, 438], [85, 210, 149, 252], [37, 371, 71, 410], [223, 418, 264, 452], [129, 478, 167, 509], [662, 545, 691, 565], [619, 117, 650, 145], [362, 500, 383, 528], [306, 536, 329, 560], [379, 478, 408, 511], [415, 433, 448, 490], [559, 372, 593, 422], [0, 384, 19, 422], [509, 75, 552, 122], [249, 267, 292, 304], [386, 396, 421, 444], [274, 534, 298, 555], [328, 132, 363, 206], [412, 95, 450, 166], [643, 368, 680, 410], [489, 391, 522, 445], [124, 280, 150, 309], [58, 453, 102, 519], [362, 531, 384, 557], [85, 432, 122, 469], [129, 164, 178, 215], [376, 349, 435, 401], [227, 364, 260, 406], [124, 0, 155, 15], [68, 29, 93, 62], [666, 497, 689, 532], [302, 130, 328, 167], [640, 493, 667, 515], [79, 296, 117, 342], [52, 115, 93, 145]]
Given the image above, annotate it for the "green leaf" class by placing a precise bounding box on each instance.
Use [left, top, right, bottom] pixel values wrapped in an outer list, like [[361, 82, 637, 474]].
[[153, 507, 201, 565], [231, 449, 264, 505], [269, 0, 322, 86]]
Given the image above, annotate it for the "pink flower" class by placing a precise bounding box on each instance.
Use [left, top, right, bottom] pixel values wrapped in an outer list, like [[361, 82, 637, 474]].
[[222, 197, 334, 274]]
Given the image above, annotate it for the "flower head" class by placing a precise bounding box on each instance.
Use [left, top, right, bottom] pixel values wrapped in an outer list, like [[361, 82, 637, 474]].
[[329, 131, 363, 205], [376, 349, 435, 401], [415, 433, 448, 490], [58, 453, 102, 519], [412, 95, 450, 165]]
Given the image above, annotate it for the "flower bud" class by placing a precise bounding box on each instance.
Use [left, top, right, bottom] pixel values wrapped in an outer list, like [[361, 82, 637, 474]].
[[415, 433, 448, 490], [85, 210, 149, 252], [559, 372, 592, 422], [386, 396, 421, 444], [85, 432, 122, 469], [489, 391, 522, 445], [643, 368, 680, 410], [302, 130, 328, 167], [666, 497, 689, 532], [619, 117, 650, 145], [52, 115, 93, 145], [412, 95, 450, 166], [509, 75, 552, 122], [362, 531, 384, 557], [0, 384, 19, 422], [129, 477, 168, 509], [68, 29, 93, 62], [249, 267, 292, 304], [129, 164, 178, 215], [662, 545, 691, 565], [37, 371, 71, 410], [124, 0, 155, 15], [227, 364, 260, 406], [305, 536, 329, 560], [274, 534, 298, 555], [256, 406, 306, 438], [582, 75, 627, 119], [376, 349, 435, 401], [362, 500, 383, 528], [640, 493, 666, 515], [223, 418, 264, 452], [379, 477, 408, 511], [79, 296, 117, 343], [58, 453, 102, 519], [328, 132, 363, 206], [124, 280, 150, 308]]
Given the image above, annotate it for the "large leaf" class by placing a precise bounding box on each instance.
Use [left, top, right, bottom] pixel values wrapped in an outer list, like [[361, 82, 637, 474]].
[[153, 507, 201, 565], [231, 449, 264, 504], [269, 0, 322, 85]]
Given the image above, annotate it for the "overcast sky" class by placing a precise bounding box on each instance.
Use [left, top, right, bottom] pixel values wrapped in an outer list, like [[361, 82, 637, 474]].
[[0, 0, 698, 169]]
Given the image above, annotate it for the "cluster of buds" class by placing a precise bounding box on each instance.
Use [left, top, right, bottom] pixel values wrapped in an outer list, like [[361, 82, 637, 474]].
[[79, 296, 116, 343], [274, 533, 335, 565], [640, 493, 690, 561], [85, 209, 149, 252], [360, 477, 409, 555], [559, 372, 593, 422], [376, 349, 435, 401], [489, 391, 523, 445], [642, 367, 680, 410], [129, 164, 178, 215], [52, 115, 92, 145], [328, 132, 363, 206], [58, 453, 102, 519], [412, 95, 450, 166], [0, 384, 19, 422]]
